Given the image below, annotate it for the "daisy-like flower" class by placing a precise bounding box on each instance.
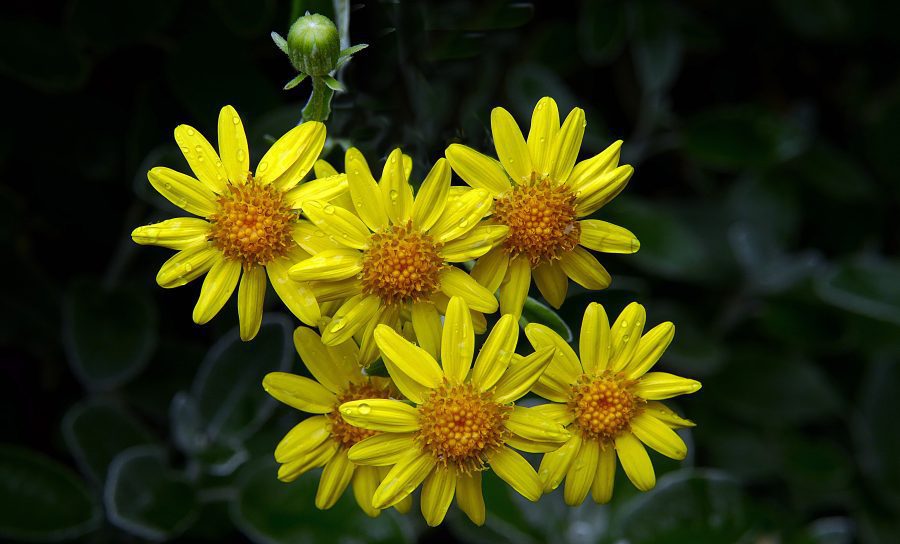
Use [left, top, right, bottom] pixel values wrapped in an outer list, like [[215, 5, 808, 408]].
[[132, 106, 348, 340], [338, 296, 570, 526], [445, 97, 640, 318], [262, 326, 410, 516], [288, 147, 504, 363], [524, 302, 701, 505]]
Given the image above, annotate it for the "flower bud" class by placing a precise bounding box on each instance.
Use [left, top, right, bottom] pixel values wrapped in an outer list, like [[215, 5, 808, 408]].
[[286, 13, 340, 76]]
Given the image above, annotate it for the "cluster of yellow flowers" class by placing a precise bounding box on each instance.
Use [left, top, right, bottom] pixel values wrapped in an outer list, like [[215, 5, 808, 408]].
[[133, 97, 701, 526]]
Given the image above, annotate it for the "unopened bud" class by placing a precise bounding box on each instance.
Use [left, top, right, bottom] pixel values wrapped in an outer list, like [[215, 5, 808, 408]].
[[286, 13, 340, 76]]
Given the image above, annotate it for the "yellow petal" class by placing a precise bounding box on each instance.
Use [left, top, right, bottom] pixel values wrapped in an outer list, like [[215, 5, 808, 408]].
[[217, 105, 250, 185], [173, 124, 228, 193], [352, 465, 381, 518], [527, 97, 560, 177], [579, 220, 640, 254], [624, 322, 675, 379], [411, 301, 442, 360], [322, 294, 381, 346], [504, 405, 569, 444], [499, 255, 530, 319], [348, 432, 417, 466], [472, 314, 518, 391], [412, 158, 451, 231], [237, 265, 266, 341], [615, 432, 655, 491], [345, 148, 389, 231], [302, 200, 371, 250], [439, 224, 509, 263], [357, 304, 398, 368], [438, 267, 498, 313], [492, 346, 556, 404], [277, 440, 337, 482], [558, 247, 611, 290], [538, 433, 581, 492], [309, 277, 363, 303], [564, 438, 599, 506], [550, 107, 585, 183], [532, 261, 567, 309], [284, 174, 349, 210], [291, 220, 344, 254], [132, 218, 210, 250], [445, 143, 510, 194], [427, 188, 493, 243], [263, 371, 337, 413], [580, 302, 611, 374], [156, 244, 219, 288], [568, 140, 622, 191], [631, 412, 688, 460], [529, 403, 575, 426], [314, 159, 339, 178], [643, 401, 696, 429], [524, 323, 583, 385], [256, 121, 326, 190], [374, 324, 444, 389], [634, 372, 702, 400], [148, 167, 218, 217], [192, 257, 240, 324], [289, 249, 363, 282], [421, 467, 456, 527], [379, 148, 414, 224], [491, 107, 532, 184], [274, 415, 331, 462], [470, 246, 509, 293], [315, 448, 355, 509], [266, 256, 321, 326], [293, 327, 359, 394], [340, 399, 420, 432], [441, 296, 473, 384], [575, 164, 634, 217], [591, 447, 616, 503], [609, 302, 646, 372], [372, 450, 436, 508], [455, 470, 485, 526], [487, 446, 542, 502]]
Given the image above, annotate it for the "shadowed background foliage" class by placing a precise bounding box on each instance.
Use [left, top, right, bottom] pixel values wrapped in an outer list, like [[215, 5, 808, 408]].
[[2, 0, 899, 542]]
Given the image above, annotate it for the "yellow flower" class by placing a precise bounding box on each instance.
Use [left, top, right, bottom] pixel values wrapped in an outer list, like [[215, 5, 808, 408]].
[[288, 147, 503, 364], [132, 105, 347, 341], [338, 296, 570, 526], [262, 327, 410, 516], [525, 302, 701, 505], [445, 96, 640, 318]]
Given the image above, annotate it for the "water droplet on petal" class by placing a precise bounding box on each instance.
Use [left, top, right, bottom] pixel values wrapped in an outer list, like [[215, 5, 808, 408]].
[[358, 403, 371, 415], [323, 204, 335, 214], [232, 116, 240, 125], [186, 128, 195, 136], [258, 161, 268, 172]]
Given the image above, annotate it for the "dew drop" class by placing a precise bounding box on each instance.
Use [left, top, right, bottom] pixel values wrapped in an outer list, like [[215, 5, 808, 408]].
[[621, 320, 628, 328], [186, 128, 195, 136], [184, 263, 193, 272], [622, 334, 630, 343], [458, 218, 469, 228], [323, 204, 335, 214], [330, 318, 346, 332], [232, 116, 240, 125], [258, 161, 268, 172], [237, 149, 245, 162], [389, 189, 398, 201], [358, 403, 371, 415]]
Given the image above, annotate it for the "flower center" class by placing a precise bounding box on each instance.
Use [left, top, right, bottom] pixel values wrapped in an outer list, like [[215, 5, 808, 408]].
[[416, 381, 510, 472], [359, 221, 444, 305], [208, 177, 295, 268], [328, 382, 392, 449], [492, 178, 580, 266], [568, 371, 643, 442]]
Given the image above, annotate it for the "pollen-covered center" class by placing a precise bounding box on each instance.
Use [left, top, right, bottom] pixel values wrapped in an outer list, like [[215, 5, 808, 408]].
[[417, 381, 510, 473], [493, 178, 580, 266], [360, 221, 444, 305], [568, 371, 643, 442], [209, 177, 295, 267], [328, 382, 391, 449]]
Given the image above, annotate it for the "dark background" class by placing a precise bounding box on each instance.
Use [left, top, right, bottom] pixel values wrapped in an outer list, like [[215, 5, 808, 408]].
[[2, 0, 899, 542]]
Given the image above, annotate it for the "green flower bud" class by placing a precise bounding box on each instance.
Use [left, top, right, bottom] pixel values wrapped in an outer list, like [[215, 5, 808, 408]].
[[287, 13, 340, 77]]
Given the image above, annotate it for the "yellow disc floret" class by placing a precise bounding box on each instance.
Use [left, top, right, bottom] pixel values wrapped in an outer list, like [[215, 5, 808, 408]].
[[568, 371, 643, 442], [209, 177, 296, 268], [360, 221, 444, 305], [493, 177, 580, 266], [328, 382, 392, 449], [416, 381, 510, 473]]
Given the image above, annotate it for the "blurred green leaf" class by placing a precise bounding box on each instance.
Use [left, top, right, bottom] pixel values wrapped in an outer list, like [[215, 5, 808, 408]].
[[578, 1, 627, 65], [211, 0, 277, 38], [797, 517, 856, 544], [447, 470, 544, 544], [631, 0, 683, 93], [104, 446, 198, 540], [69, 0, 179, 52], [614, 469, 749, 543], [506, 62, 579, 121], [230, 459, 412, 544], [63, 280, 158, 391], [0, 19, 89, 92], [816, 256, 900, 326], [62, 399, 155, 485], [0, 446, 101, 542], [855, 359, 900, 509], [520, 296, 573, 342]]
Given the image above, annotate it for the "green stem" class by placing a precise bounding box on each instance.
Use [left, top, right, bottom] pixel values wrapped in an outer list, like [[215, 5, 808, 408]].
[[302, 76, 334, 122]]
